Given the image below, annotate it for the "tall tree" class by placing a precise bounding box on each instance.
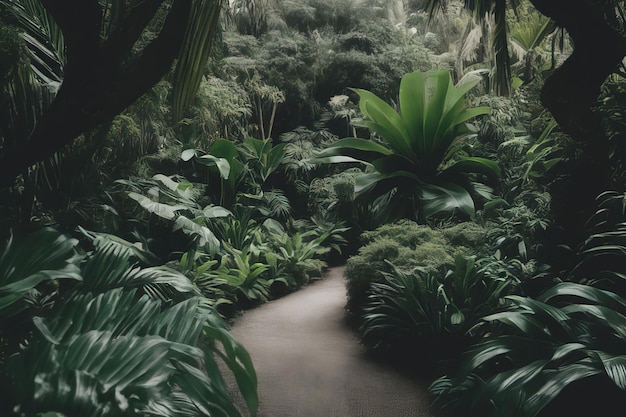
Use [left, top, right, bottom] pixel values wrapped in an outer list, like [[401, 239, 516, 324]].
[[426, 0, 515, 96], [0, 0, 223, 186], [528, 0, 626, 247], [427, 0, 626, 248]]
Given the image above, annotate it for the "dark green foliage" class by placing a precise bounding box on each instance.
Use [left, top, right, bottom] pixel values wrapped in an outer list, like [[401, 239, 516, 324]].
[[361, 255, 518, 366], [221, 28, 319, 133], [267, 229, 329, 289], [316, 70, 499, 222], [345, 219, 488, 318], [314, 25, 432, 109], [0, 15, 26, 88], [596, 76, 626, 189], [194, 244, 274, 306], [431, 282, 626, 417], [0, 228, 258, 416], [119, 174, 230, 258], [566, 191, 626, 295]]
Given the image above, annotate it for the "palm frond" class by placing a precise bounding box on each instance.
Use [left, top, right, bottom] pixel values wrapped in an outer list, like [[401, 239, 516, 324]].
[[5, 228, 258, 416], [0, 228, 81, 317]]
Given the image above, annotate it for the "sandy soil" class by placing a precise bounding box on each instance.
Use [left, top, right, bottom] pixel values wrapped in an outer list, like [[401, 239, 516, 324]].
[[223, 266, 443, 417]]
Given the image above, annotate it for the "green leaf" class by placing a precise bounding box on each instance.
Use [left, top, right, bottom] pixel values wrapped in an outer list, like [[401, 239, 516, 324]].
[[203, 205, 232, 218], [421, 183, 475, 218], [127, 192, 187, 220], [350, 88, 412, 156], [181, 148, 197, 161], [445, 157, 500, 178], [198, 155, 231, 180], [173, 216, 221, 253], [593, 352, 626, 390], [0, 228, 81, 316]]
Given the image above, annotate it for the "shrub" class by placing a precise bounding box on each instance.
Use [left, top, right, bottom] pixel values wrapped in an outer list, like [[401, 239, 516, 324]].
[[431, 282, 626, 417], [345, 220, 488, 318], [0, 228, 257, 416], [360, 255, 518, 368]]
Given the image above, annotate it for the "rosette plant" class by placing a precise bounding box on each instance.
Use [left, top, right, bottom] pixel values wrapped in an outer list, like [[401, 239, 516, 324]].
[[316, 70, 499, 221]]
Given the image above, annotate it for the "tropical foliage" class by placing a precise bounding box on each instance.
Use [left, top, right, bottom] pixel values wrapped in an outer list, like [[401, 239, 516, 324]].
[[431, 282, 626, 417], [316, 69, 499, 221], [0, 228, 257, 416], [344, 220, 488, 319], [361, 255, 518, 364], [2, 1, 626, 416]]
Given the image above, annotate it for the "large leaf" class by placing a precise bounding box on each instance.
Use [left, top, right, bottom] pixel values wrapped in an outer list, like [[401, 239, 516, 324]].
[[197, 154, 232, 180], [316, 138, 393, 160], [399, 70, 426, 155], [0, 228, 81, 317], [421, 183, 475, 218], [204, 317, 259, 416], [33, 288, 159, 344], [523, 363, 600, 416], [593, 352, 626, 390], [127, 192, 187, 220], [445, 157, 501, 179], [350, 88, 414, 158], [173, 216, 221, 254]]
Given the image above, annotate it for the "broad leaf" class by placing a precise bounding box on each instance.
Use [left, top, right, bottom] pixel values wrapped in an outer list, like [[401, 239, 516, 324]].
[[421, 183, 475, 218]]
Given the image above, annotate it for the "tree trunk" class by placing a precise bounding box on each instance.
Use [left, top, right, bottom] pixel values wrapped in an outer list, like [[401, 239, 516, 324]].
[[0, 0, 192, 186], [528, 0, 626, 247]]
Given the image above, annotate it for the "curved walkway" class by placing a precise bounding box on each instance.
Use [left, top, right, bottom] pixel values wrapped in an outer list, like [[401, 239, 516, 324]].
[[225, 266, 443, 417]]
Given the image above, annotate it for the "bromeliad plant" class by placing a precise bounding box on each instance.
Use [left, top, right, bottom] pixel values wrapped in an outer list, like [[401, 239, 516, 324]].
[[267, 229, 330, 289], [197, 243, 274, 305], [315, 70, 499, 221]]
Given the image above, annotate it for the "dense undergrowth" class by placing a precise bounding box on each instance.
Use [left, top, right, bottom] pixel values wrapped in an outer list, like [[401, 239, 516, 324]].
[[2, 0, 626, 416]]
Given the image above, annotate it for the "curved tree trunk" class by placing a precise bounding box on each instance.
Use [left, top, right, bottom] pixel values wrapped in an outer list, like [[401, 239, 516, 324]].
[[0, 0, 192, 186], [529, 0, 626, 247]]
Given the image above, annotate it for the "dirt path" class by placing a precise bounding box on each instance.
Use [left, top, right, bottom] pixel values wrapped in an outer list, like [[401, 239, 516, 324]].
[[225, 266, 442, 417]]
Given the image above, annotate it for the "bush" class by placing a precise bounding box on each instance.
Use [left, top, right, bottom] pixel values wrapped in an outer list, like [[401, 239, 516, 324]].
[[360, 255, 518, 369], [345, 220, 488, 318]]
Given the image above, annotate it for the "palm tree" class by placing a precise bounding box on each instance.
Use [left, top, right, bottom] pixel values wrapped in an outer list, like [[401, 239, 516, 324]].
[[426, 0, 517, 96], [428, 0, 626, 251]]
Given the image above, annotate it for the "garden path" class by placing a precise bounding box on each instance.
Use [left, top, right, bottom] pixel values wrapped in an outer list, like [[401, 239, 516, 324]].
[[224, 265, 442, 417]]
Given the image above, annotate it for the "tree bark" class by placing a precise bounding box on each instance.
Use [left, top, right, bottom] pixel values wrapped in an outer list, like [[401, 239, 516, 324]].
[[528, 0, 626, 246], [0, 0, 192, 186]]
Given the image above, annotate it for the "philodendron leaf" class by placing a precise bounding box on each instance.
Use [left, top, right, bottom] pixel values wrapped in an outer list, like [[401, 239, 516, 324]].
[[173, 216, 220, 254], [197, 155, 231, 180], [181, 148, 197, 161], [127, 192, 187, 220]]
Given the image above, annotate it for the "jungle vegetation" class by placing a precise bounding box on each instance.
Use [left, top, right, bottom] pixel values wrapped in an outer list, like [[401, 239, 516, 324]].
[[1, 0, 626, 416]]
